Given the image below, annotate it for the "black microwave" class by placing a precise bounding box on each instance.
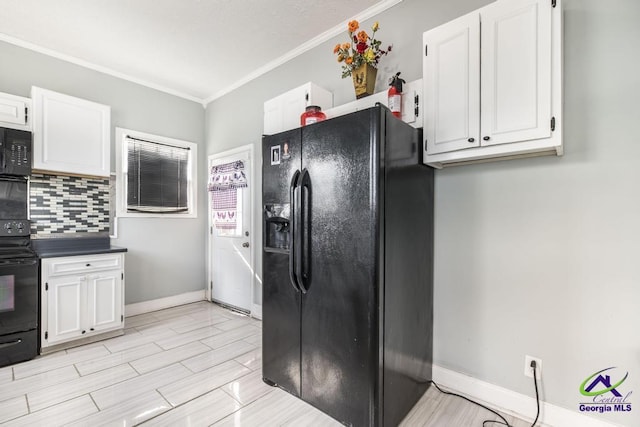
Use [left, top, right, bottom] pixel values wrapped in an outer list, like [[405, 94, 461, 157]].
[[0, 127, 32, 177]]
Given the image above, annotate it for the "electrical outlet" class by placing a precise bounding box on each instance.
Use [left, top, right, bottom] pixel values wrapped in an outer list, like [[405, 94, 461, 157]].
[[525, 355, 542, 379]]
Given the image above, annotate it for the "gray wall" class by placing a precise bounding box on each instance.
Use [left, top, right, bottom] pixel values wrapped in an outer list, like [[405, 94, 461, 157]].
[[205, 0, 640, 423], [0, 40, 207, 305]]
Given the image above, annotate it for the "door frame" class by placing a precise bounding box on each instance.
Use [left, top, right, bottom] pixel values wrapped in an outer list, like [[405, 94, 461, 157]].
[[206, 143, 258, 317]]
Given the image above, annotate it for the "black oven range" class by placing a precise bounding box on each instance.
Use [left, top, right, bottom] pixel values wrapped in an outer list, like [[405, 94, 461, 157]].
[[0, 126, 38, 367]]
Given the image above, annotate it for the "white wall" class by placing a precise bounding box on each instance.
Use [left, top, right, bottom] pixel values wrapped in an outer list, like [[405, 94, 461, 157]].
[[434, 2, 640, 423], [205, 0, 640, 425], [0, 40, 207, 305]]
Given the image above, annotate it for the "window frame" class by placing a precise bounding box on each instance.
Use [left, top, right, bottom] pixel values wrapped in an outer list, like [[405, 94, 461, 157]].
[[115, 127, 197, 219]]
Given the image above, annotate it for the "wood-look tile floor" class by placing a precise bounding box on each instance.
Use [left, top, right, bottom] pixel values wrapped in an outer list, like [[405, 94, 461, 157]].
[[0, 302, 532, 426]]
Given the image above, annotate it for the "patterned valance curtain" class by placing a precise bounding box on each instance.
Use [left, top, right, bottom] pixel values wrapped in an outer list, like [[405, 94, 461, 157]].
[[208, 160, 248, 230]]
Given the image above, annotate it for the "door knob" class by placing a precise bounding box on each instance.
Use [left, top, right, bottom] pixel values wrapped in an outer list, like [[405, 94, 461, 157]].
[[242, 242, 250, 248]]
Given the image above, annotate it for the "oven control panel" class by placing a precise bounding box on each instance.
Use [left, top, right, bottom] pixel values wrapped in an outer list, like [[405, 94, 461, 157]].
[[0, 220, 30, 236], [0, 127, 32, 177], [8, 142, 29, 168]]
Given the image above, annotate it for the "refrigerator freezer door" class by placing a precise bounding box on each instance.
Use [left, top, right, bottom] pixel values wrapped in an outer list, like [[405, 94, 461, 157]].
[[262, 128, 301, 205], [262, 251, 301, 396], [262, 129, 303, 396], [300, 109, 381, 426]]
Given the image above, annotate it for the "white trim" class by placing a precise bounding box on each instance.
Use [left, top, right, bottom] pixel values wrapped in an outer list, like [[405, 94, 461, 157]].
[[124, 290, 206, 317], [0, 33, 204, 105], [251, 304, 262, 320], [202, 0, 404, 104], [108, 172, 118, 238], [209, 144, 256, 160], [207, 144, 257, 315], [432, 365, 624, 427]]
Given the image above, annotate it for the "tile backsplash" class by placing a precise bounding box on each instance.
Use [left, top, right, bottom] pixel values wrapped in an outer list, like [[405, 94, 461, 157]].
[[30, 173, 110, 236]]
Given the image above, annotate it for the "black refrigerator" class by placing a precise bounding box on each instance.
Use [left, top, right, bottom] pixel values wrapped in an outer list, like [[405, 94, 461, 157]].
[[262, 105, 434, 427]]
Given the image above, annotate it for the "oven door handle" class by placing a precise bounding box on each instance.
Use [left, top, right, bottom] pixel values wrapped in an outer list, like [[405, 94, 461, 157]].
[[0, 175, 27, 183], [0, 339, 22, 350], [0, 258, 38, 266]]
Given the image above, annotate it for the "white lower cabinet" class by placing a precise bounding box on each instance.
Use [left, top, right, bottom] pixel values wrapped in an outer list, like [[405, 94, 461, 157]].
[[41, 253, 124, 349]]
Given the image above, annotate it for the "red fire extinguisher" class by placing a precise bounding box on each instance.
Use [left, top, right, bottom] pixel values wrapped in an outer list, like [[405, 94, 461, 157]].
[[388, 72, 406, 118]]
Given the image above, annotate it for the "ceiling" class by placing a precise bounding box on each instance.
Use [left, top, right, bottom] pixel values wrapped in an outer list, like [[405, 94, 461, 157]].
[[0, 0, 400, 105]]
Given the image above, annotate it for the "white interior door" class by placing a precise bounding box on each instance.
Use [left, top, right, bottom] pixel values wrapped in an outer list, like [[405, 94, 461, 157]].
[[208, 146, 254, 313]]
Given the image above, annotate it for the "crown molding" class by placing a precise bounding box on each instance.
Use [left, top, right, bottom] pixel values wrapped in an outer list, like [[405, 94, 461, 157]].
[[0, 0, 403, 107], [202, 0, 403, 105], [0, 32, 206, 105]]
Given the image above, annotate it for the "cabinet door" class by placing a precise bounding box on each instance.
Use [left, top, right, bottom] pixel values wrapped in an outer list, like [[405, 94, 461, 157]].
[[263, 83, 333, 135], [401, 80, 422, 127], [45, 276, 85, 345], [263, 96, 282, 135], [87, 270, 123, 333], [0, 92, 28, 128], [32, 87, 111, 177], [423, 11, 480, 155], [480, 0, 552, 146], [281, 87, 307, 133]]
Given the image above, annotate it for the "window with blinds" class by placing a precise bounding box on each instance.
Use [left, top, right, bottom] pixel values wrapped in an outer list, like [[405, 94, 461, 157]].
[[127, 137, 189, 213], [115, 128, 197, 218]]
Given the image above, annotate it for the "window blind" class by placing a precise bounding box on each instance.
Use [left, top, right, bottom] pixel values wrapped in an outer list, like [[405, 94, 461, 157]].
[[126, 136, 190, 213]]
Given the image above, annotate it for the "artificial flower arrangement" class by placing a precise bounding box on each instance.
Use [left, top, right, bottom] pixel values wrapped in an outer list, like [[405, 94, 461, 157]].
[[333, 20, 392, 78]]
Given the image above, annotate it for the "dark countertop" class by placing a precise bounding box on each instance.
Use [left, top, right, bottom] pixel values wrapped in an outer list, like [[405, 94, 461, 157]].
[[32, 236, 128, 258]]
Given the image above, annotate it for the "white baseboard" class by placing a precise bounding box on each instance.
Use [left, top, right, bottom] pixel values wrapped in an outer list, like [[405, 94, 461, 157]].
[[251, 304, 262, 320], [432, 365, 622, 427], [125, 290, 206, 317]]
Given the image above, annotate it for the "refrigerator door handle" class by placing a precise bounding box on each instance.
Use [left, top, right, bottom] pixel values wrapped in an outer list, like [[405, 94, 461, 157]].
[[289, 170, 301, 293], [298, 168, 311, 294], [293, 183, 305, 294]]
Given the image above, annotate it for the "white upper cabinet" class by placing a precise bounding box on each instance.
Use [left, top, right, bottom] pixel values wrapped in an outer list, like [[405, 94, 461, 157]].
[[423, 0, 561, 167], [0, 91, 30, 131], [32, 87, 111, 177], [263, 82, 333, 135]]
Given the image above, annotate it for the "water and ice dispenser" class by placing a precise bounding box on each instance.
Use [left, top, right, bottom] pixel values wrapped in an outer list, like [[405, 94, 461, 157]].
[[264, 203, 290, 250]]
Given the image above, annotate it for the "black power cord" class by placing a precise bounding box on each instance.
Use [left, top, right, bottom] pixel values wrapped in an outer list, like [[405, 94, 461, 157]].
[[429, 360, 541, 427], [531, 361, 541, 426]]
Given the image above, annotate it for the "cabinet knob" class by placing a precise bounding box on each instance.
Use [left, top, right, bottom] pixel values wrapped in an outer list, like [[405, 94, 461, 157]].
[[86, 263, 91, 267], [90, 328, 95, 331], [82, 330, 86, 334], [468, 138, 475, 143], [483, 136, 491, 141], [242, 242, 250, 248]]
